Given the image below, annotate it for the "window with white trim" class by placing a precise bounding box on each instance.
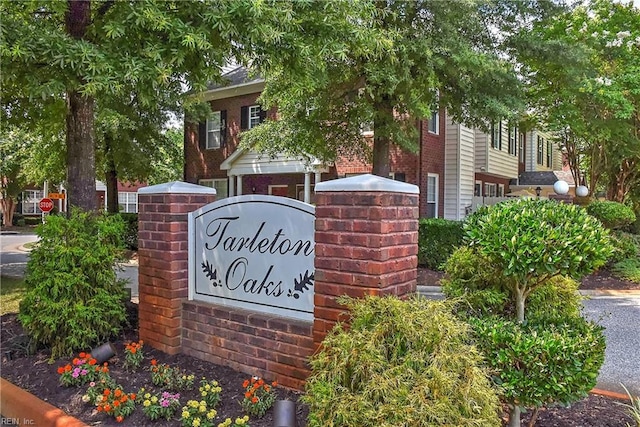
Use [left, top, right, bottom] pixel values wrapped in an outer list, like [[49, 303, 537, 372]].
[[206, 112, 222, 149], [21, 190, 43, 214], [427, 112, 439, 134], [537, 136, 544, 165], [491, 121, 502, 150], [249, 105, 261, 129], [484, 183, 497, 197], [118, 192, 138, 213], [474, 181, 482, 197], [497, 184, 505, 197], [508, 125, 517, 156], [519, 133, 525, 163], [199, 179, 228, 199], [426, 174, 439, 218], [546, 140, 553, 167]]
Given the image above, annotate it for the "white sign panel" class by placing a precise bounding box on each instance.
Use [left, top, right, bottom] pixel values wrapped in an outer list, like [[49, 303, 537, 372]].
[[189, 195, 315, 321]]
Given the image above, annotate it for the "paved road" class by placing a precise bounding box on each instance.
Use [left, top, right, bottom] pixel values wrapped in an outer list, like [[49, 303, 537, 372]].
[[583, 295, 640, 395]]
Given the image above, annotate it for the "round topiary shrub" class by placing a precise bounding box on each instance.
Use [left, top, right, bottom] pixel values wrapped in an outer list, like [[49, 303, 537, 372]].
[[586, 200, 636, 230], [19, 210, 129, 358], [304, 296, 501, 427]]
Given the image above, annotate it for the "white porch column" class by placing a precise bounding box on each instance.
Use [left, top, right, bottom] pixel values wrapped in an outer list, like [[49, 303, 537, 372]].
[[236, 175, 243, 196], [229, 175, 235, 197], [304, 172, 311, 203], [315, 172, 322, 184]]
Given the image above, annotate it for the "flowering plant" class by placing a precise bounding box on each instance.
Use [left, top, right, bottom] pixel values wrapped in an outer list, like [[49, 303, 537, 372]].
[[56, 352, 98, 387], [150, 359, 195, 390], [96, 387, 137, 423], [241, 377, 277, 418], [218, 416, 250, 427], [180, 400, 217, 427], [199, 378, 223, 407], [123, 340, 144, 371], [82, 366, 116, 405], [141, 390, 181, 421]]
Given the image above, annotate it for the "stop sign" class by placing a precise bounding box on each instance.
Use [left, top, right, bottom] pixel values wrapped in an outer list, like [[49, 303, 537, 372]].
[[39, 198, 54, 213]]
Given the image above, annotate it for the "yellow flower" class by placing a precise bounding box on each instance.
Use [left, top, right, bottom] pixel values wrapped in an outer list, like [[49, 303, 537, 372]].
[[199, 405, 206, 413], [199, 401, 206, 406], [144, 393, 151, 399], [189, 400, 199, 408], [143, 400, 151, 407], [205, 384, 211, 391], [182, 411, 190, 418], [206, 409, 217, 419], [201, 391, 208, 397], [192, 419, 201, 427], [151, 396, 158, 403]]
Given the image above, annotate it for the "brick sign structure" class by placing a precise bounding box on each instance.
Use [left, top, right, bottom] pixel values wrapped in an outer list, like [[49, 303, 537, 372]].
[[138, 175, 419, 389]]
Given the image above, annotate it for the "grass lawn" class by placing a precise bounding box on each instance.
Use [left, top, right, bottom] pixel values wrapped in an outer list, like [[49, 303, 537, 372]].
[[1, 276, 26, 315]]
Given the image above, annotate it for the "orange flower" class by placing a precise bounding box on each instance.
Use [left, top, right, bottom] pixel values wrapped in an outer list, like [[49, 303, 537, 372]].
[[65, 365, 72, 372], [264, 385, 271, 392], [113, 400, 120, 407], [120, 395, 128, 403], [130, 393, 136, 400], [57, 367, 65, 375], [102, 366, 109, 373], [257, 379, 264, 386], [151, 359, 157, 366], [97, 406, 103, 412], [116, 416, 124, 423], [244, 391, 252, 398], [72, 358, 79, 365], [272, 381, 278, 387], [88, 359, 96, 365], [103, 362, 108, 367], [103, 389, 111, 396], [139, 340, 144, 345], [251, 396, 258, 404], [114, 389, 122, 397], [242, 380, 249, 388], [79, 352, 86, 358], [104, 404, 111, 412], [95, 367, 100, 372], [130, 348, 136, 354], [250, 377, 257, 384]]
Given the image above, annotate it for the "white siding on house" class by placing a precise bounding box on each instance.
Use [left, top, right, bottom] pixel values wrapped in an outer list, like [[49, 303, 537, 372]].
[[476, 122, 518, 178], [444, 118, 475, 220], [526, 130, 559, 172], [474, 129, 488, 171], [525, 130, 538, 172]]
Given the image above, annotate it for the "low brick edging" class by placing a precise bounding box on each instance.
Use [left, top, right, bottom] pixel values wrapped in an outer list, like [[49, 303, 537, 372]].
[[0, 378, 88, 427], [590, 388, 635, 401], [182, 301, 314, 390]]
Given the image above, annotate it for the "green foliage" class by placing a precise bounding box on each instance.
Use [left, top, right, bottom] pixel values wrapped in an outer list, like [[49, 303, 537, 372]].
[[619, 384, 640, 427], [11, 213, 24, 226], [442, 247, 581, 322], [24, 216, 41, 226], [587, 200, 637, 230], [464, 198, 612, 323], [115, 213, 138, 251], [304, 296, 501, 427], [611, 258, 640, 283], [610, 231, 640, 263], [418, 218, 464, 270], [18, 210, 128, 358], [470, 316, 606, 408]]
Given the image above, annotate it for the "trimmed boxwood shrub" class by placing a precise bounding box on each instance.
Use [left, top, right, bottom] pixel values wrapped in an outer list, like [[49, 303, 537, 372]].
[[116, 212, 138, 250], [305, 296, 501, 427], [19, 210, 128, 358], [418, 218, 464, 270], [587, 200, 636, 230]]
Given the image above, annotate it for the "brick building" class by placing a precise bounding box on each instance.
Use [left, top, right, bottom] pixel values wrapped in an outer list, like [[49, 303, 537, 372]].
[[184, 66, 565, 219]]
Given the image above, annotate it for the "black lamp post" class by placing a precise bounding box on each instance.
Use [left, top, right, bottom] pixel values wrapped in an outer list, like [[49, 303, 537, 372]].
[[535, 186, 542, 198]]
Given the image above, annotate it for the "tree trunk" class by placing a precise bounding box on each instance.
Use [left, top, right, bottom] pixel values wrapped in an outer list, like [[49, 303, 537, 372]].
[[516, 287, 526, 323], [65, 0, 96, 212], [372, 98, 392, 177], [1, 198, 16, 227], [508, 404, 521, 427], [104, 135, 119, 213]]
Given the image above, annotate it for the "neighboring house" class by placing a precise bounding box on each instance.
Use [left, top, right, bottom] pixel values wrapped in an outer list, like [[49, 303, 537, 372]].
[[18, 181, 146, 215], [184, 66, 565, 220]]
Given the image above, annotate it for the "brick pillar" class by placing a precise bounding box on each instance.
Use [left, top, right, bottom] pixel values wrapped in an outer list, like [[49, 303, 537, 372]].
[[313, 174, 419, 347], [137, 182, 216, 355]]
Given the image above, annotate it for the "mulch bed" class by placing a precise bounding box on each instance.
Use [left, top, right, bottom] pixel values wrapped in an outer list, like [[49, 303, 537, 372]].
[[2, 271, 638, 427]]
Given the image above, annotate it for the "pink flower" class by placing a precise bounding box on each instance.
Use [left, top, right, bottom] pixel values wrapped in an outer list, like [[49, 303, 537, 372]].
[[72, 371, 80, 378], [89, 382, 96, 387]]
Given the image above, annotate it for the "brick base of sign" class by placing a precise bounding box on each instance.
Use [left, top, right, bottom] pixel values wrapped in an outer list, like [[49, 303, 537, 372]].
[[182, 301, 314, 390]]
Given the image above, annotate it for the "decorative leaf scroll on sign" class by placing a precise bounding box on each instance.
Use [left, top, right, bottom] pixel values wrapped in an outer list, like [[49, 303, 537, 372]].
[[288, 270, 314, 299], [189, 195, 315, 322]]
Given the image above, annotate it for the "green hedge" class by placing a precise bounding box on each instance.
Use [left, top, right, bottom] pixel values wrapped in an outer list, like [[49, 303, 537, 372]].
[[586, 200, 636, 230], [418, 218, 464, 270], [115, 213, 138, 250]]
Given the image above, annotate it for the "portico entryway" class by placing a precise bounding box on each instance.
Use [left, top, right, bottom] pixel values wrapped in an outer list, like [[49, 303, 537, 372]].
[[220, 148, 329, 203]]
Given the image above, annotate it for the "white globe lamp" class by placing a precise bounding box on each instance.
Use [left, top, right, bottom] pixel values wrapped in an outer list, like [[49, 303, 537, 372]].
[[553, 180, 569, 195], [576, 185, 589, 197]]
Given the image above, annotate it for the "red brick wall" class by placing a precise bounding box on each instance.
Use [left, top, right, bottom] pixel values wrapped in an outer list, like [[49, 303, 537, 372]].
[[182, 302, 314, 391], [417, 115, 446, 217], [138, 191, 217, 355], [313, 191, 419, 347]]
